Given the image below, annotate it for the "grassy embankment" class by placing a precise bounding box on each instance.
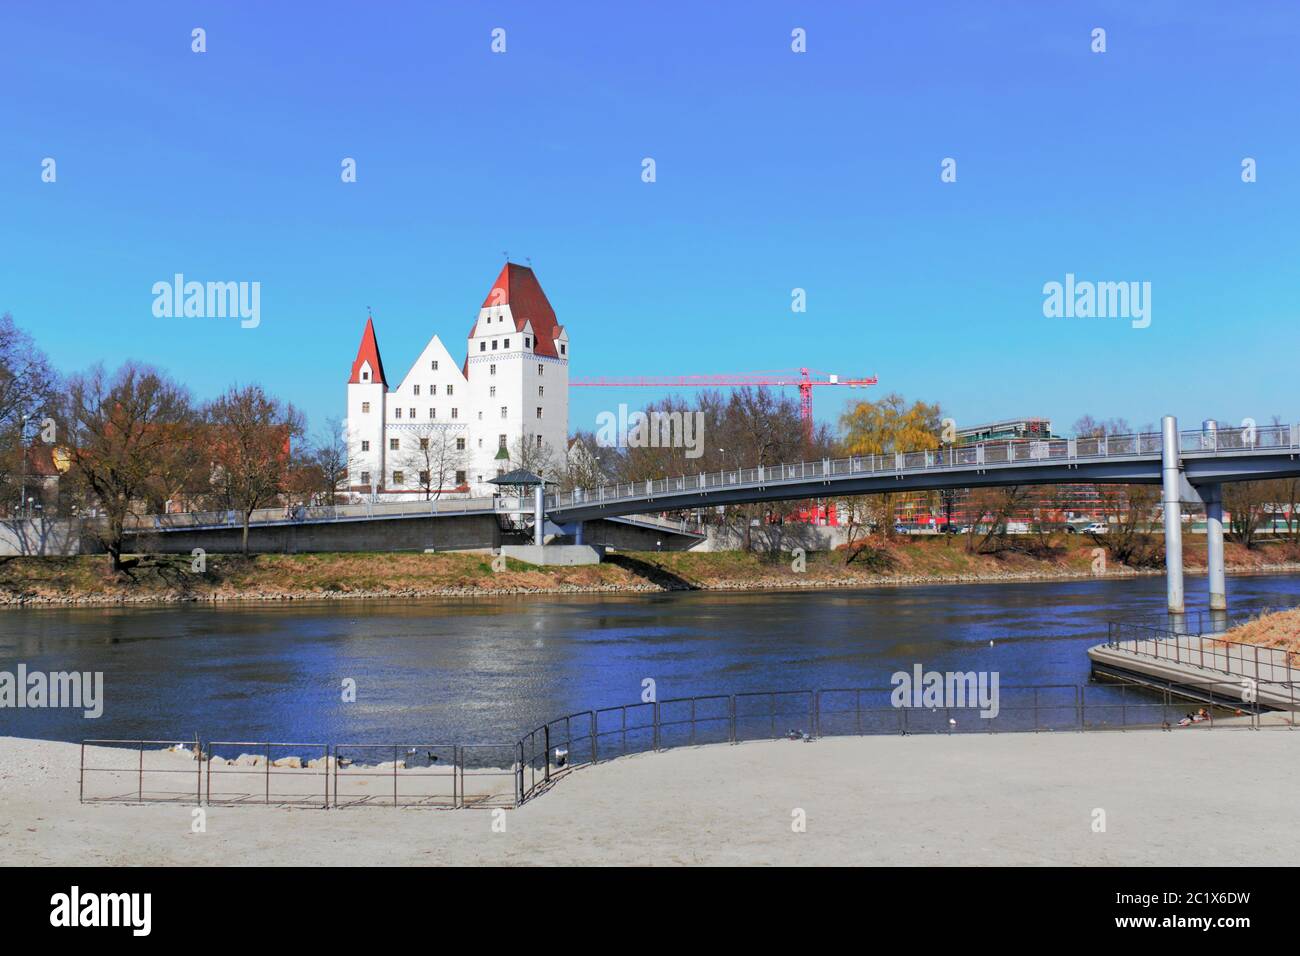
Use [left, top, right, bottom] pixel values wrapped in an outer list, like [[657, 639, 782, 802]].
[[1220, 607, 1300, 661], [2, 535, 1297, 606]]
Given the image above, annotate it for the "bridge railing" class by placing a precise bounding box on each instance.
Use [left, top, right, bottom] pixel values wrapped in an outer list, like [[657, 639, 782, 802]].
[[548, 423, 1300, 511], [119, 495, 501, 533]]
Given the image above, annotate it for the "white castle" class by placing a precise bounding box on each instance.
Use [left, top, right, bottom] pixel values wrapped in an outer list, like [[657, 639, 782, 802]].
[[345, 262, 570, 499]]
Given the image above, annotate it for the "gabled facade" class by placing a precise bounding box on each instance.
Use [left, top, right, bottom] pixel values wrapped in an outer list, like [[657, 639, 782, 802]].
[[344, 263, 570, 498]]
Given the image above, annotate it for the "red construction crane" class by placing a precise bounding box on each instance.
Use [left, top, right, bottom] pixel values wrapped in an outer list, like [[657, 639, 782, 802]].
[[571, 368, 879, 444]]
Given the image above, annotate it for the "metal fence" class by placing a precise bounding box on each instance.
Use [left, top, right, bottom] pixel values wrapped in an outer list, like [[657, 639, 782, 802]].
[[1106, 620, 1298, 685], [80, 674, 1297, 809], [513, 678, 1296, 804]]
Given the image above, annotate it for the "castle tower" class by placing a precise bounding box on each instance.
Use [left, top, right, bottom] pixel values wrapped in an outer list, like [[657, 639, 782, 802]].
[[463, 263, 569, 492], [346, 314, 388, 496]]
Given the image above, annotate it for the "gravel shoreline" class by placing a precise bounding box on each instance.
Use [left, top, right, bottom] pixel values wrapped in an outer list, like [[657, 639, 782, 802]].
[[3, 562, 1298, 609]]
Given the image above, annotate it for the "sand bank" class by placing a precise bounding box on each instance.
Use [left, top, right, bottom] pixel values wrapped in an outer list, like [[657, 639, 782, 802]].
[[2, 731, 1297, 866]]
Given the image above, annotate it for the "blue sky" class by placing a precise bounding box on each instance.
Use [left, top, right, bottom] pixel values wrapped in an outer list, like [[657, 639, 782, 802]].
[[2, 1, 1297, 441]]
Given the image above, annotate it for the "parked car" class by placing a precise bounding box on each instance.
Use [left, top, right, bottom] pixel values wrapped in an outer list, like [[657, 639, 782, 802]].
[[1083, 521, 1108, 535]]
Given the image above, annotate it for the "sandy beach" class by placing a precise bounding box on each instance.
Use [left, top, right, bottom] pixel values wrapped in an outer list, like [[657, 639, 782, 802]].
[[3, 730, 1297, 866]]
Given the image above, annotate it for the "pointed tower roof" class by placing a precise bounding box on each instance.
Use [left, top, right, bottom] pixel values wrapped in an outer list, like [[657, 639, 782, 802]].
[[472, 263, 565, 359], [348, 315, 388, 385]]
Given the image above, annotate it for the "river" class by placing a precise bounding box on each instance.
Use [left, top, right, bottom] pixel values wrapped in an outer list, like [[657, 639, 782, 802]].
[[2, 573, 1298, 744]]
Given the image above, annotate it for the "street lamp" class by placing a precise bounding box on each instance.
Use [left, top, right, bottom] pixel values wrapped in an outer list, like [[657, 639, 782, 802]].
[[17, 414, 28, 519]]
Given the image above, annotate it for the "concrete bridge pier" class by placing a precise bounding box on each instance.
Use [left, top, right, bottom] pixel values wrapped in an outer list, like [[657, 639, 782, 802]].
[[573, 521, 584, 545], [534, 485, 545, 547], [1161, 415, 1185, 614], [1204, 482, 1226, 611]]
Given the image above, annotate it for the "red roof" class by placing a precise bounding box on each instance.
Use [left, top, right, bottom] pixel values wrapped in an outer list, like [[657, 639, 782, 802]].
[[348, 316, 387, 386], [472, 263, 565, 359]]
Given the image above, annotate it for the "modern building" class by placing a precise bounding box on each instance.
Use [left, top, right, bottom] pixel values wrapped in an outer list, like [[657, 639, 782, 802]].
[[954, 417, 1055, 444], [345, 263, 570, 499]]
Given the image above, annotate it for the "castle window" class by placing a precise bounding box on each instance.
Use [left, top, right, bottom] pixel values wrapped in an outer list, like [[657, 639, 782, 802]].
[[431, 360, 439, 371], [447, 385, 454, 396], [480, 342, 486, 352], [525, 336, 531, 348], [413, 385, 420, 395], [504, 338, 510, 349], [392, 471, 404, 486], [498, 434, 507, 449], [492, 340, 498, 350], [409, 408, 415, 418], [395, 408, 402, 419], [456, 470, 466, 485], [501, 406, 508, 419], [490, 386, 496, 398], [489, 364, 496, 376], [362, 371, 369, 381], [536, 407, 543, 419], [419, 470, 429, 485], [361, 441, 370, 452], [560, 344, 566, 355], [538, 386, 543, 397], [429, 408, 435, 419], [536, 435, 543, 448], [390, 438, 400, 450], [456, 437, 466, 451], [451, 408, 459, 419], [360, 471, 371, 486], [420, 437, 429, 450], [362, 402, 370, 414], [538, 364, 544, 375]]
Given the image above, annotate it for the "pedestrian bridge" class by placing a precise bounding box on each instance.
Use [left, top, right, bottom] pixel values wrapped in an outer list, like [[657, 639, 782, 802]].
[[546, 421, 1300, 522], [127, 418, 1298, 612]]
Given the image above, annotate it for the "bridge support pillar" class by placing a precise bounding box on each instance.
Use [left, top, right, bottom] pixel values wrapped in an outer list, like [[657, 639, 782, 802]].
[[573, 521, 584, 545], [533, 486, 545, 547], [1160, 415, 1185, 614], [1204, 482, 1226, 611]]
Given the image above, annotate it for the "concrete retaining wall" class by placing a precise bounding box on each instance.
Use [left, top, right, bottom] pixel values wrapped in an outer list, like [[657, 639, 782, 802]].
[[121, 513, 697, 555], [0, 519, 86, 556]]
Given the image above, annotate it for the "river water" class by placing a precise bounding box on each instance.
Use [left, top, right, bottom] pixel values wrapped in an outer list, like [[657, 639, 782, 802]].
[[2, 573, 1298, 744]]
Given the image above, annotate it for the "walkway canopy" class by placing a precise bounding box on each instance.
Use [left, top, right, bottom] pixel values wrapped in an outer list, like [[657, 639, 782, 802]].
[[488, 469, 554, 488]]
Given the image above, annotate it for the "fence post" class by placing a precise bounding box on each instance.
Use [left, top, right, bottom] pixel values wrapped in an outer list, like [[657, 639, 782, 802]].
[[728, 696, 736, 744], [79, 742, 85, 804], [544, 725, 551, 781], [138, 740, 144, 803], [516, 742, 524, 806], [653, 702, 661, 751], [265, 743, 271, 804], [590, 712, 597, 764]]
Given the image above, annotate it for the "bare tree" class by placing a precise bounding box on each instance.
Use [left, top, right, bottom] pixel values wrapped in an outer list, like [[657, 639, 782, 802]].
[[64, 363, 199, 570], [205, 384, 305, 554], [400, 426, 468, 500], [307, 416, 356, 505], [508, 434, 559, 479], [1224, 481, 1268, 549], [0, 314, 58, 512]]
